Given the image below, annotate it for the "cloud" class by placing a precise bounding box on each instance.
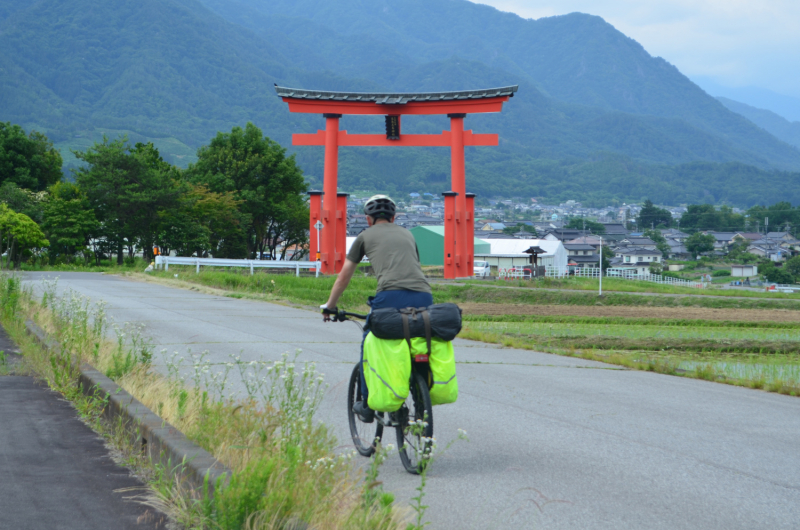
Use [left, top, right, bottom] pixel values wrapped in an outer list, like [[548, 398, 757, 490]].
[[473, 0, 800, 97]]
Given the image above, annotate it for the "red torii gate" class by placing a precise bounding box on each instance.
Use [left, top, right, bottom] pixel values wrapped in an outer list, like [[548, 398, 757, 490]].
[[275, 85, 517, 279]]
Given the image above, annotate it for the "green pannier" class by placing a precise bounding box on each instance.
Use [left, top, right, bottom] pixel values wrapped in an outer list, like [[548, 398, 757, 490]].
[[410, 337, 458, 406], [363, 332, 410, 412]]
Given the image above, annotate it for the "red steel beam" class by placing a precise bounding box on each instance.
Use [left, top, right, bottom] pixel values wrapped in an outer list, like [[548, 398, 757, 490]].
[[282, 96, 510, 116], [293, 130, 498, 147]]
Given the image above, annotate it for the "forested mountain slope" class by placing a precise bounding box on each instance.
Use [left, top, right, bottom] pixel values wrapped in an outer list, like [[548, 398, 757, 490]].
[[201, 0, 800, 169], [1, 0, 799, 206], [718, 97, 800, 150]]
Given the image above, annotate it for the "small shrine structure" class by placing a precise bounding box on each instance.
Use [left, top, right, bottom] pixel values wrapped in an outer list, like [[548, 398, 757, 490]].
[[275, 84, 517, 278]]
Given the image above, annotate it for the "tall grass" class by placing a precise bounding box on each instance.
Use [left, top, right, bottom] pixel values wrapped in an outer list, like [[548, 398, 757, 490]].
[[0, 275, 408, 530]]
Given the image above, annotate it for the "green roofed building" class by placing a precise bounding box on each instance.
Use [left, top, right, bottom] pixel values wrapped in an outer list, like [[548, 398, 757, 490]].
[[409, 226, 491, 266]]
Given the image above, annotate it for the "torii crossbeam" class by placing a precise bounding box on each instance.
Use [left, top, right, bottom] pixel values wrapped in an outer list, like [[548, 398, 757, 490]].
[[276, 85, 517, 279]]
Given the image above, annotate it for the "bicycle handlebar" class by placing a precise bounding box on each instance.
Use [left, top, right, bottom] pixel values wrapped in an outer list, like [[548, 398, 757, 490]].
[[321, 306, 367, 322], [333, 310, 368, 322]]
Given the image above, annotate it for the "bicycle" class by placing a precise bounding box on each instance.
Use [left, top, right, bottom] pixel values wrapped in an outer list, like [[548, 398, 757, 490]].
[[330, 309, 434, 474]]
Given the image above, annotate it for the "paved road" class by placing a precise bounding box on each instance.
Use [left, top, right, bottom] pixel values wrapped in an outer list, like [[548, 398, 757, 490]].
[[22, 272, 800, 529], [0, 323, 166, 530]]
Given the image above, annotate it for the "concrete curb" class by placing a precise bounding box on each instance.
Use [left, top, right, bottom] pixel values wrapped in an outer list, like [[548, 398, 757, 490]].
[[24, 320, 231, 497]]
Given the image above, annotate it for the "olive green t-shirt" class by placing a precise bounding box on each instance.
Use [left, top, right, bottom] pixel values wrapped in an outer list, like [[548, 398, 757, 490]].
[[346, 222, 431, 293]]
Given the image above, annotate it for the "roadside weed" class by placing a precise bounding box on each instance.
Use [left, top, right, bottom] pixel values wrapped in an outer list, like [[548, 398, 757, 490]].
[[0, 275, 409, 529]]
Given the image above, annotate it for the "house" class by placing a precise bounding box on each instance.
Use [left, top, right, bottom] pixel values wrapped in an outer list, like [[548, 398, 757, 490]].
[[617, 237, 657, 251], [541, 228, 591, 241], [660, 228, 689, 241], [563, 243, 600, 268], [601, 223, 629, 244], [747, 241, 790, 261], [704, 232, 738, 251], [666, 239, 691, 260], [766, 232, 795, 242], [611, 247, 663, 275], [566, 235, 603, 251], [480, 222, 506, 232], [732, 232, 762, 243]]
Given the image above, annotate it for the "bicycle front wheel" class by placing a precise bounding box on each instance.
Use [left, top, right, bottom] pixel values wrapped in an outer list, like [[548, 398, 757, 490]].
[[396, 371, 434, 474], [348, 363, 383, 457]]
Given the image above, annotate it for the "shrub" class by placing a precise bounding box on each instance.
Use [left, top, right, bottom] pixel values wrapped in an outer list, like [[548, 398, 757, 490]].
[[712, 270, 731, 277]]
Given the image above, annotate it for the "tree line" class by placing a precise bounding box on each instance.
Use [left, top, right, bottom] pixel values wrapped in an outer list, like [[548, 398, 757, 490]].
[[0, 121, 308, 267], [634, 199, 800, 235]]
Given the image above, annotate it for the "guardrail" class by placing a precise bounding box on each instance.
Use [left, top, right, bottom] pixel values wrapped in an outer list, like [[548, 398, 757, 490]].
[[154, 256, 321, 277]]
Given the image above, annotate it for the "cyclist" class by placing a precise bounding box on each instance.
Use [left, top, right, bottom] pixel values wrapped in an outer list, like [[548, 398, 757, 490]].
[[321, 194, 432, 423]]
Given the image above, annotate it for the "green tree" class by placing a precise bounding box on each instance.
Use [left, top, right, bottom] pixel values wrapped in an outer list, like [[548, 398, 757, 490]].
[[0, 204, 49, 269], [565, 218, 605, 234], [74, 137, 181, 264], [600, 245, 613, 271], [685, 232, 715, 259], [784, 255, 800, 280], [679, 204, 744, 232], [637, 200, 672, 229], [0, 181, 46, 224], [187, 123, 308, 259], [0, 123, 63, 191], [41, 182, 99, 264], [502, 223, 538, 237], [157, 183, 244, 258], [746, 202, 800, 235], [643, 228, 670, 257]]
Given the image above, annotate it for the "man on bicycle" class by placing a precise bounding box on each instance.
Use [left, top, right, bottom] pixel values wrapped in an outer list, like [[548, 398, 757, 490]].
[[321, 194, 432, 423]]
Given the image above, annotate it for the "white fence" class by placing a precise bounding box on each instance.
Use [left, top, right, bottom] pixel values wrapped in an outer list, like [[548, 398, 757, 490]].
[[572, 267, 601, 278], [605, 268, 705, 288], [154, 256, 321, 277], [497, 264, 705, 288]]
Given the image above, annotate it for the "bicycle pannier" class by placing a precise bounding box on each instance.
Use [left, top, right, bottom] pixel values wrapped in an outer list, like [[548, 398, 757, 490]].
[[410, 337, 458, 406], [363, 332, 411, 412], [368, 303, 462, 341]]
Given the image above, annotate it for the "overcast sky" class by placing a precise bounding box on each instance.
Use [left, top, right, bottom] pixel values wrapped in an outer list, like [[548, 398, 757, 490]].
[[475, 0, 800, 99]]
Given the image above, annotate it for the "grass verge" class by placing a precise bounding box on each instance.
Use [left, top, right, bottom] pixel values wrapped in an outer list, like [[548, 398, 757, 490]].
[[138, 268, 800, 311], [0, 275, 410, 530]]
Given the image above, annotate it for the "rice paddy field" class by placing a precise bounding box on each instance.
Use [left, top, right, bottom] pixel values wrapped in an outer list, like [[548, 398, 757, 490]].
[[461, 314, 800, 394]]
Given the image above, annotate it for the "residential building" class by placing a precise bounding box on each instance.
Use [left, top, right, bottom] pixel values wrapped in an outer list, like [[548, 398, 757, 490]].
[[617, 237, 658, 251], [564, 243, 600, 268], [611, 247, 663, 275]]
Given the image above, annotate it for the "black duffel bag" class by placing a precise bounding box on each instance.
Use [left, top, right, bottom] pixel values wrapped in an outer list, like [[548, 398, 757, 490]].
[[368, 303, 462, 342]]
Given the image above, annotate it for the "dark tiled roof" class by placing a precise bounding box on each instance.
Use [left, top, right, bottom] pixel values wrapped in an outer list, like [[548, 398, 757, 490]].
[[274, 85, 518, 104], [564, 243, 596, 250]]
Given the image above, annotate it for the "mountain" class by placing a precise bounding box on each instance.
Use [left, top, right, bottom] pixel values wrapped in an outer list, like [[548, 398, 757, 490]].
[[199, 0, 800, 170], [717, 97, 800, 150], [693, 76, 800, 123], [1, 0, 800, 207]]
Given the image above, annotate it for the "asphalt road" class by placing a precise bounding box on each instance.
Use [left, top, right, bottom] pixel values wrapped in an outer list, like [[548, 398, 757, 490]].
[[21, 272, 800, 529], [0, 323, 166, 530]]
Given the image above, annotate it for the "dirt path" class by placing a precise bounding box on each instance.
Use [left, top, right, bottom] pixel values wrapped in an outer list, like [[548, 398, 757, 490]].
[[460, 302, 800, 322]]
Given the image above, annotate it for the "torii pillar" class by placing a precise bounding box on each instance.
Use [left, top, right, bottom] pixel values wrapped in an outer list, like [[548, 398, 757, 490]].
[[276, 85, 517, 278]]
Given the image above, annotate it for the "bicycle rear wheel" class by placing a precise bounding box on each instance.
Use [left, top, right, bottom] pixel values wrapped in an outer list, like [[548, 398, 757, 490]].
[[396, 371, 434, 474], [348, 363, 383, 457]]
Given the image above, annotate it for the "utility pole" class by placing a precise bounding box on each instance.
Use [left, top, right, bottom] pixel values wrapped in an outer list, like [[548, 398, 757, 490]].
[[599, 236, 603, 297]]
